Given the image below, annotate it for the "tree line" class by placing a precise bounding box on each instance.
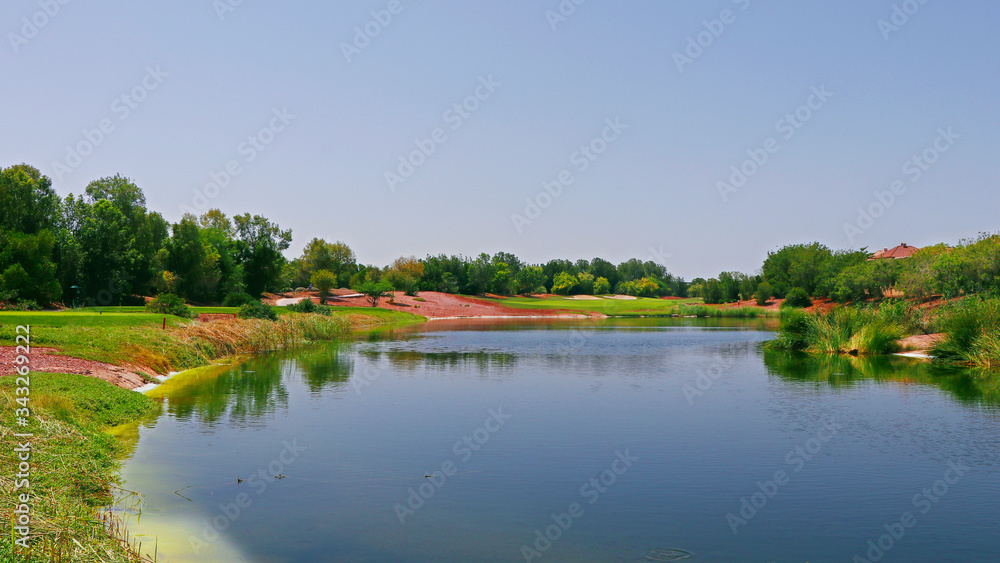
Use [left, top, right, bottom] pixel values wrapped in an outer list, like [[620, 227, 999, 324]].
[[3, 163, 996, 309], [693, 237, 1000, 305], [0, 164, 689, 308]]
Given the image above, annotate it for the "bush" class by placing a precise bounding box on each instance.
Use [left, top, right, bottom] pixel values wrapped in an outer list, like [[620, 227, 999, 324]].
[[782, 287, 813, 308], [311, 269, 337, 303], [702, 279, 723, 304], [354, 280, 394, 307], [237, 301, 278, 321], [223, 292, 258, 307], [930, 297, 1000, 367], [286, 298, 331, 316], [593, 277, 611, 295], [145, 294, 192, 318], [754, 282, 773, 306], [551, 272, 578, 295], [533, 286, 548, 295], [767, 305, 905, 355]]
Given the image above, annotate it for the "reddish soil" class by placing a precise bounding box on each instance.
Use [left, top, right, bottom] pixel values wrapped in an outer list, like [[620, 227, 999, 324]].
[[197, 313, 236, 322], [266, 290, 593, 319], [897, 333, 945, 352], [0, 346, 152, 390]]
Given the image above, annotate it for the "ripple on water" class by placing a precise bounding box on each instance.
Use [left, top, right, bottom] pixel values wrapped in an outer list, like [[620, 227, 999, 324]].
[[645, 548, 694, 561]]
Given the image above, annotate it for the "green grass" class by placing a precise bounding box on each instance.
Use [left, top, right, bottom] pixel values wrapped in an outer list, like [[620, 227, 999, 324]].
[[0, 310, 188, 329], [0, 373, 159, 562], [1, 308, 423, 373], [931, 297, 1000, 368], [767, 305, 908, 355], [483, 295, 703, 316], [483, 295, 777, 318]]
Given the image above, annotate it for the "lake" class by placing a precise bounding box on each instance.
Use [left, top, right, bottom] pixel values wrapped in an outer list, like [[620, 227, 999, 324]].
[[116, 319, 1000, 562]]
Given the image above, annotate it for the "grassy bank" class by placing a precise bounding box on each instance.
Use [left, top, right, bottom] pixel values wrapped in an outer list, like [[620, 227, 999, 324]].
[[0, 306, 421, 561], [766, 301, 921, 355], [1, 373, 158, 562], [0, 307, 421, 375], [930, 297, 1000, 368]]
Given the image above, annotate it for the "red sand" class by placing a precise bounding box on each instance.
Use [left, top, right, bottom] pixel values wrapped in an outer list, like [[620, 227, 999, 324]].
[[266, 290, 593, 319], [0, 346, 151, 389]]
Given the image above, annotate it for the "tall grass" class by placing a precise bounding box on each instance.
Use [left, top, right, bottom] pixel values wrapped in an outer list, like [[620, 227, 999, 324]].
[[930, 297, 1000, 367], [674, 305, 773, 318], [0, 374, 158, 563], [767, 303, 908, 355], [8, 312, 402, 375]]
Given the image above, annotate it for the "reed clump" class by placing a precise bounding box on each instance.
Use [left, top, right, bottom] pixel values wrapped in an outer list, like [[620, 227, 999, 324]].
[[930, 297, 1000, 368], [767, 303, 908, 355]]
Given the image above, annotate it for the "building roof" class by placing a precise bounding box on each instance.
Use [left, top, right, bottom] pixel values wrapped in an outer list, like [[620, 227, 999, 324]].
[[870, 243, 920, 260]]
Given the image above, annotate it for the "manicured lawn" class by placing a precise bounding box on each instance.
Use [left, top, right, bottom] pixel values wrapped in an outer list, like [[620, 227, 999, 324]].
[[0, 310, 189, 328], [483, 295, 704, 316]]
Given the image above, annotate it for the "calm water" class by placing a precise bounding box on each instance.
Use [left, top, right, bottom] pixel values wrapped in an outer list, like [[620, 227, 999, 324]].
[[117, 319, 1000, 562]]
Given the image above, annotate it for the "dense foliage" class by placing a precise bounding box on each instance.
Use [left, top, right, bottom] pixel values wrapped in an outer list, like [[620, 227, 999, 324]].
[[3, 162, 999, 311], [145, 293, 192, 318]]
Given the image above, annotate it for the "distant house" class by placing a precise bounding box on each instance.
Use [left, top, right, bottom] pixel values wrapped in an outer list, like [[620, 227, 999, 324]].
[[869, 243, 920, 260]]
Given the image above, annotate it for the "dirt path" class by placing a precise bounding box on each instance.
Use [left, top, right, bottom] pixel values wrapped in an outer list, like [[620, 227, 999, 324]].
[[0, 346, 151, 390]]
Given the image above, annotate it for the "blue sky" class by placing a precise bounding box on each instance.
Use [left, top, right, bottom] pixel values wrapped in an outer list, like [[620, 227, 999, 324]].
[[2, 0, 997, 278]]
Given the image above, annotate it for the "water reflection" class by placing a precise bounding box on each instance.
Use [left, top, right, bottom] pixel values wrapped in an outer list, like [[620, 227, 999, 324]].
[[763, 349, 1000, 407], [293, 345, 352, 393]]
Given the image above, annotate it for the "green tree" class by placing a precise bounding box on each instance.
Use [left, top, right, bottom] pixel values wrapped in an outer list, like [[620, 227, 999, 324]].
[[761, 242, 833, 297], [551, 271, 579, 295], [593, 276, 611, 295], [514, 266, 546, 294], [576, 272, 595, 294], [233, 213, 292, 296], [0, 230, 61, 305], [754, 281, 773, 306], [298, 239, 356, 288], [161, 216, 221, 301], [466, 253, 494, 295], [354, 279, 394, 307], [781, 287, 812, 308], [0, 164, 60, 234], [703, 279, 723, 304], [588, 258, 618, 289], [310, 269, 337, 303], [490, 261, 512, 295], [199, 209, 244, 299], [386, 256, 424, 296]]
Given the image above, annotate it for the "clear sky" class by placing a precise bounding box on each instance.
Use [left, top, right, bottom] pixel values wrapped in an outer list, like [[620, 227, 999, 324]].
[[2, 0, 997, 279]]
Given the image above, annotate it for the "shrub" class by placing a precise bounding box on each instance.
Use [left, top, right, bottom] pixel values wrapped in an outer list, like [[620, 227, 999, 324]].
[[354, 280, 394, 307], [533, 286, 548, 295], [223, 292, 258, 307], [931, 297, 1000, 366], [551, 272, 578, 295], [593, 277, 611, 295], [782, 287, 812, 308], [237, 301, 278, 321], [286, 298, 331, 316], [311, 269, 337, 303], [767, 305, 904, 355], [767, 309, 813, 352], [702, 279, 723, 304], [146, 294, 192, 318], [754, 282, 773, 306]]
